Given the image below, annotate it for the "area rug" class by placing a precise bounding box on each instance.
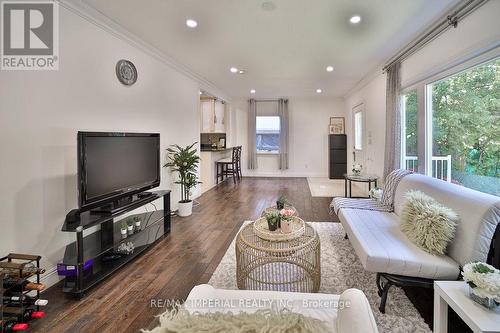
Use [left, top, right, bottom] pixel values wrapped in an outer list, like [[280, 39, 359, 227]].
[[307, 177, 367, 198], [208, 222, 431, 333]]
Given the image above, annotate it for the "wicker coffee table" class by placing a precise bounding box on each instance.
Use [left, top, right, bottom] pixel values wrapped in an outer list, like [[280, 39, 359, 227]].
[[236, 222, 321, 292]]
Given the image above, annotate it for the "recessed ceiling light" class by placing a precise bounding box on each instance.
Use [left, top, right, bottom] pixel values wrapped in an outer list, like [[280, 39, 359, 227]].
[[350, 15, 361, 24], [186, 19, 198, 28], [262, 1, 276, 11], [199, 91, 202, 95], [250, 89, 256, 94], [230, 67, 238, 73], [239, 69, 246, 74], [326, 66, 334, 72], [316, 89, 322, 94]]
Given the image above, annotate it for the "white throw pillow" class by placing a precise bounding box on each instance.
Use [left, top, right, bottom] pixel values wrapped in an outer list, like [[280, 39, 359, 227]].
[[337, 288, 379, 333]]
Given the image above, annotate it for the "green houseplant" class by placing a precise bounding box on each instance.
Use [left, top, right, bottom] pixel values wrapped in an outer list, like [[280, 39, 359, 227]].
[[276, 195, 288, 210], [265, 211, 280, 232], [164, 142, 201, 217]]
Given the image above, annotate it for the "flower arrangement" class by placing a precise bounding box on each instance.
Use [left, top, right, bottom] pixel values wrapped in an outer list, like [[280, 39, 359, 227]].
[[369, 187, 383, 201], [462, 262, 500, 308], [352, 163, 362, 175], [280, 209, 295, 233]]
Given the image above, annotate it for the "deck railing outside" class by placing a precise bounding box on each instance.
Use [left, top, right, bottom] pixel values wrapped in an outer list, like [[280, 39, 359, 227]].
[[404, 155, 452, 182]]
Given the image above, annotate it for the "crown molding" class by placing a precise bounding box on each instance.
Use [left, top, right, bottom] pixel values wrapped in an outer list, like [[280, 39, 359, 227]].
[[56, 0, 229, 101]]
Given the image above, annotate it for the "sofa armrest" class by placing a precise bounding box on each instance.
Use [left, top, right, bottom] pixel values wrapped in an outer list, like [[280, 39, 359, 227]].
[[337, 288, 379, 333]]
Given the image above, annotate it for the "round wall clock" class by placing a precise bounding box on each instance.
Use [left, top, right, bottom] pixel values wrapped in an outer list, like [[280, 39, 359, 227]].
[[116, 59, 137, 86]]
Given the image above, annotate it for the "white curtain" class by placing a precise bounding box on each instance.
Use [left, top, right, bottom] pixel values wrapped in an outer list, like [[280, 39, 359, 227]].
[[248, 99, 258, 169], [383, 62, 402, 180], [278, 99, 289, 170]]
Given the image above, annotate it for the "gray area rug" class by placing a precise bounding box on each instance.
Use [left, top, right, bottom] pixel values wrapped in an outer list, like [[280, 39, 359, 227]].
[[208, 222, 431, 333]]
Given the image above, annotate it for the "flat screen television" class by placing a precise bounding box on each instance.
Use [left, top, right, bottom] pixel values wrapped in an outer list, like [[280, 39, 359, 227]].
[[77, 132, 160, 211]]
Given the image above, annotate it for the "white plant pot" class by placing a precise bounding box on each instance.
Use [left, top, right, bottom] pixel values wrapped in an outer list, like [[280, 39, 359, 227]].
[[177, 200, 193, 217]]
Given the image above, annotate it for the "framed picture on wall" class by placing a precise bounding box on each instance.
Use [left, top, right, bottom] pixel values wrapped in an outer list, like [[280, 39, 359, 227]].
[[329, 117, 345, 134]]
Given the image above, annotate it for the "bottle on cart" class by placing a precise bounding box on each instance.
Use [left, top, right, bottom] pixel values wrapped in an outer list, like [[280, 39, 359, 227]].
[[2, 277, 45, 291], [2, 307, 46, 322], [21, 309, 46, 321], [0, 319, 29, 332], [3, 295, 48, 306], [3, 263, 46, 278]]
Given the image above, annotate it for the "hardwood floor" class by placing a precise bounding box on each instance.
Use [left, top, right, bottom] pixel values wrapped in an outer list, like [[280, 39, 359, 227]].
[[31, 177, 338, 333]]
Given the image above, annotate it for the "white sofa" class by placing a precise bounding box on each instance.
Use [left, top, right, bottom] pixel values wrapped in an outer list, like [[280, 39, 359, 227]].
[[334, 173, 500, 312], [184, 284, 379, 333]]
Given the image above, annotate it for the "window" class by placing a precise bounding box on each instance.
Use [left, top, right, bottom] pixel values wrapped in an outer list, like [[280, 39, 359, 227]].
[[427, 58, 499, 195], [354, 111, 363, 150], [401, 90, 418, 172], [256, 116, 280, 153]]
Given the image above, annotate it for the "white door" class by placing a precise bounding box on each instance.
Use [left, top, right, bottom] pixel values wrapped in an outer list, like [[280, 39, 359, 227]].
[[352, 104, 366, 172], [201, 99, 214, 132], [214, 100, 225, 133]]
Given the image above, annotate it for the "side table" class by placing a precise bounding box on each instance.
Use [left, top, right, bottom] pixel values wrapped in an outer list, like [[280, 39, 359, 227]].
[[434, 281, 500, 333], [344, 174, 378, 198]]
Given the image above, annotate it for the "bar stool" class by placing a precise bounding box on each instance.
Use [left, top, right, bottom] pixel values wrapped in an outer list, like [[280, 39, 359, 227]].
[[216, 146, 242, 184]]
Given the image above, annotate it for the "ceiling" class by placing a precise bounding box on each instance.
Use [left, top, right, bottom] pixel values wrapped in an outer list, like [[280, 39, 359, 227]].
[[82, 0, 459, 98]]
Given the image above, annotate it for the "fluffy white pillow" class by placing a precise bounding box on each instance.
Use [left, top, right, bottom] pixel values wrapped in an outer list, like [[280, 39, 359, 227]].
[[400, 190, 458, 256]]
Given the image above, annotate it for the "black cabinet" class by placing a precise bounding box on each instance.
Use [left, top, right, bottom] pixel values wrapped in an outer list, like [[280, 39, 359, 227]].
[[329, 134, 347, 179]]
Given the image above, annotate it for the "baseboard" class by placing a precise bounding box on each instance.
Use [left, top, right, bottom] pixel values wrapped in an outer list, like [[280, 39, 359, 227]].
[[243, 172, 328, 178]]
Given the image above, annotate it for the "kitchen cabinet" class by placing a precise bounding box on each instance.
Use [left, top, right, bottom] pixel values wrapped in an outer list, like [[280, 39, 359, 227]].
[[200, 97, 225, 133], [214, 100, 225, 132]]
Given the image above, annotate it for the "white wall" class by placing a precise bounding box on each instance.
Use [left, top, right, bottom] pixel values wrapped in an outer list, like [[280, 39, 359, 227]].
[[401, 0, 500, 88], [0, 6, 207, 286], [343, 0, 500, 181], [344, 73, 387, 179], [232, 97, 345, 177]]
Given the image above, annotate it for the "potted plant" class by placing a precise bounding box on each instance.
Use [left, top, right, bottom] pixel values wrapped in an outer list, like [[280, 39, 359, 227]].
[[164, 142, 201, 217], [280, 209, 295, 233], [133, 216, 141, 232], [265, 211, 280, 232], [120, 221, 128, 239], [127, 219, 134, 236], [463, 262, 500, 309], [276, 195, 288, 210]]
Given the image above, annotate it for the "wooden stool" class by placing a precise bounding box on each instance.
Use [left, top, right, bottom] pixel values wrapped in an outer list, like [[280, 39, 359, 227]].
[[216, 146, 242, 184]]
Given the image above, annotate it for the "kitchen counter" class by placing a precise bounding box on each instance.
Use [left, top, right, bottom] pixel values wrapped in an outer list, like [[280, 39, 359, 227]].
[[200, 149, 232, 193]]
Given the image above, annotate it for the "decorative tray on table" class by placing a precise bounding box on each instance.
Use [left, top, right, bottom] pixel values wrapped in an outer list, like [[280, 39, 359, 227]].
[[253, 216, 305, 242]]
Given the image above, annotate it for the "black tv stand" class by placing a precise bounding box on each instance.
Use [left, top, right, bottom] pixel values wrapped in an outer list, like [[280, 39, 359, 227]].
[[61, 190, 171, 297], [89, 192, 154, 215]]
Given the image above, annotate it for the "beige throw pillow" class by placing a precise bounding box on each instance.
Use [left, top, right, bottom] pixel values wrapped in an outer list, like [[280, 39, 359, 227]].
[[400, 190, 458, 256]]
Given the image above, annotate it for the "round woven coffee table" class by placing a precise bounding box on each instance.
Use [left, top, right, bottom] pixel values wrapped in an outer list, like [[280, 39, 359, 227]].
[[236, 222, 321, 293]]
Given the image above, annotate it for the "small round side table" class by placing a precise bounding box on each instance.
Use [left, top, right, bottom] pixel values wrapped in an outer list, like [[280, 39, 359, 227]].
[[344, 173, 378, 198], [235, 222, 321, 293]]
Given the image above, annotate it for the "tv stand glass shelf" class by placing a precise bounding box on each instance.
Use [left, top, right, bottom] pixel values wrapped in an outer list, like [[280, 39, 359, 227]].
[[61, 190, 171, 297]]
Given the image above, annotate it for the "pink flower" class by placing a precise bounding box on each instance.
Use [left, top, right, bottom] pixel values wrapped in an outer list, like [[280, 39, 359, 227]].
[[280, 209, 295, 217]]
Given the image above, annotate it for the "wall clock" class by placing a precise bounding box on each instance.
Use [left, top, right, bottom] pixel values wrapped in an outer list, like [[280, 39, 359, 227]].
[[116, 59, 137, 86]]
